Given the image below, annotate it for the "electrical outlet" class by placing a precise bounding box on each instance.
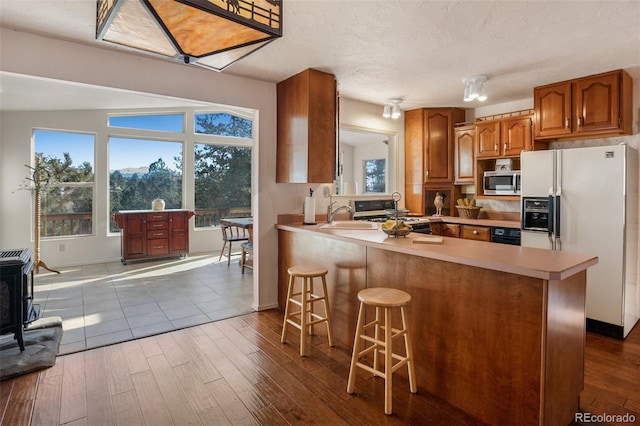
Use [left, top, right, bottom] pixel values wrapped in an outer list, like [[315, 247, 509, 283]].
[[59, 243, 65, 252]]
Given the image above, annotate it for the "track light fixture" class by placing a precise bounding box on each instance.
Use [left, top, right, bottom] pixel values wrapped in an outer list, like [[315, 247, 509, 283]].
[[463, 76, 488, 102], [383, 103, 391, 118], [383, 98, 402, 119]]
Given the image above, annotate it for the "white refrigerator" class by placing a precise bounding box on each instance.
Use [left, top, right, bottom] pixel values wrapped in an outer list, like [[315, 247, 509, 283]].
[[520, 145, 639, 338]]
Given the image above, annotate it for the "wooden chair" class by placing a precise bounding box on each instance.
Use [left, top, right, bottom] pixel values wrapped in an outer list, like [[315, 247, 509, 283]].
[[281, 265, 334, 356], [241, 225, 253, 274], [346, 287, 417, 415], [218, 224, 249, 266]]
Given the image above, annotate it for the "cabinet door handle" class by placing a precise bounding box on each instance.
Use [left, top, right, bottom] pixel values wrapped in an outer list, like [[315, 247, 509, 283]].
[[503, 143, 507, 151], [577, 117, 582, 127], [565, 118, 570, 128], [425, 169, 429, 180], [494, 144, 498, 151], [473, 230, 478, 235]]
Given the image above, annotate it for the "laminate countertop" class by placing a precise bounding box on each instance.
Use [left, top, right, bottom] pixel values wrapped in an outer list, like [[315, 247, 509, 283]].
[[425, 215, 520, 228], [276, 222, 597, 281]]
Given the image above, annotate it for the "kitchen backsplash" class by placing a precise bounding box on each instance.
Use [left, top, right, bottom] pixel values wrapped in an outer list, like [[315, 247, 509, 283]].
[[550, 134, 640, 151]]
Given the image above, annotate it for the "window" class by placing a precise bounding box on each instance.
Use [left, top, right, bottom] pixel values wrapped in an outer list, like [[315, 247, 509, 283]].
[[108, 113, 184, 133], [194, 112, 252, 227], [195, 112, 252, 138], [33, 130, 95, 237], [364, 159, 386, 193], [109, 137, 183, 232]]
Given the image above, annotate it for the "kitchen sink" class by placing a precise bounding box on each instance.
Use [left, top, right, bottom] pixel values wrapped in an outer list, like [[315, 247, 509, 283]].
[[320, 221, 379, 230]]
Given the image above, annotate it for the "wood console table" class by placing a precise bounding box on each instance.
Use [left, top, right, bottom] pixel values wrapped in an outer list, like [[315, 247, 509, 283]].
[[113, 210, 194, 264]]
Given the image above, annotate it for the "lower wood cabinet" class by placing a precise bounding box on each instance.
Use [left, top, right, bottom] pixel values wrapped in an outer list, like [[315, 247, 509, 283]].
[[430, 223, 461, 238], [113, 210, 194, 264], [431, 222, 492, 242], [460, 224, 491, 242]]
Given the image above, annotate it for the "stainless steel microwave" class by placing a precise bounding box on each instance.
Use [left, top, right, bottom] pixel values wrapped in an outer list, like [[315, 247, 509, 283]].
[[483, 170, 521, 195]]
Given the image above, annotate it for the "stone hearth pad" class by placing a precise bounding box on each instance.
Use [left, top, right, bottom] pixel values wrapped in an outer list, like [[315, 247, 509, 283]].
[[0, 317, 63, 381]]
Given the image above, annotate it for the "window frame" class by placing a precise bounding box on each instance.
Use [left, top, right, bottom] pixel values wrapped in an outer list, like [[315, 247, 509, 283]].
[[107, 134, 186, 233], [193, 109, 253, 230], [32, 128, 97, 239]]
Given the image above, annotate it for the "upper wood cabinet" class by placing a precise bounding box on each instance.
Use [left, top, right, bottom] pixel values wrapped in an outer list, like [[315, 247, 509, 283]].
[[276, 68, 337, 183], [476, 115, 533, 159], [405, 108, 466, 213], [454, 125, 475, 184], [476, 121, 501, 158], [534, 69, 632, 140], [502, 116, 534, 156], [405, 108, 466, 185]]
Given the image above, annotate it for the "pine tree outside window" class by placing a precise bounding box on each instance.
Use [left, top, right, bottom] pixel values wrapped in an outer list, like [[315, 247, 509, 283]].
[[108, 138, 183, 232], [364, 159, 386, 193], [33, 130, 95, 238], [193, 112, 252, 228]]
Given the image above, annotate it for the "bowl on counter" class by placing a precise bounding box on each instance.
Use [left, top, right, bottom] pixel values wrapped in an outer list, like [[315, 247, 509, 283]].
[[382, 227, 412, 237]]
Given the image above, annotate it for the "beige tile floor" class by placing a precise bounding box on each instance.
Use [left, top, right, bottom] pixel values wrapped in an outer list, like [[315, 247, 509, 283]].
[[33, 252, 253, 355]]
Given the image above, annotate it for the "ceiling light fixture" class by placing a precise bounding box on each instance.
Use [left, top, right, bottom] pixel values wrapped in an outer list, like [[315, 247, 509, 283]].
[[96, 0, 282, 72], [383, 98, 402, 119], [463, 76, 488, 102], [382, 103, 391, 119]]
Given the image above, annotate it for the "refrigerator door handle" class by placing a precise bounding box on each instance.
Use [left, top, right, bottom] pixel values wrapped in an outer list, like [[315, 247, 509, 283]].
[[555, 194, 561, 238], [548, 194, 555, 248], [547, 195, 554, 238]]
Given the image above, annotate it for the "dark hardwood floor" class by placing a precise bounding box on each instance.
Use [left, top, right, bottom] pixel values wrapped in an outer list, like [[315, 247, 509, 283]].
[[1, 309, 639, 425]]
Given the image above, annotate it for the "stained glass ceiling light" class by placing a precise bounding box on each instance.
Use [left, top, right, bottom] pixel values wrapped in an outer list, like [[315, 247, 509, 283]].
[[96, 0, 282, 72]]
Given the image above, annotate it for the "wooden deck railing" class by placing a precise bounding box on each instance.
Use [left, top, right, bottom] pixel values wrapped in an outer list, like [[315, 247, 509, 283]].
[[194, 208, 252, 228], [41, 213, 92, 237], [42, 208, 253, 237]]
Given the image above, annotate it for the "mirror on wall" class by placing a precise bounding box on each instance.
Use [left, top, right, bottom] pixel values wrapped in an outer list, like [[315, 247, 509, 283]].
[[338, 125, 397, 196]]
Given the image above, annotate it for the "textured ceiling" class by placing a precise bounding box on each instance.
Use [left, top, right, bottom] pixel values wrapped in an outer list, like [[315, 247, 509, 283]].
[[1, 0, 639, 111]]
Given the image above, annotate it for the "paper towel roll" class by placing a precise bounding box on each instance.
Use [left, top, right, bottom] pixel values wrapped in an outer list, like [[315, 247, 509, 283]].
[[303, 197, 316, 224]]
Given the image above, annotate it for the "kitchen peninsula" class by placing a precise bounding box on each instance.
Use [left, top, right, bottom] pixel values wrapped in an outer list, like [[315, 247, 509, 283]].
[[276, 221, 598, 426]]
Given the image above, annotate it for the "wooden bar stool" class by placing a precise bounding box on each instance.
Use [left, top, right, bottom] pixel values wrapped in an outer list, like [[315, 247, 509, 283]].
[[346, 287, 417, 415], [281, 265, 334, 356]]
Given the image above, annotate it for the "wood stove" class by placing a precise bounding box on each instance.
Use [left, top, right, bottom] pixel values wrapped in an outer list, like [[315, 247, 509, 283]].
[[0, 248, 40, 351]]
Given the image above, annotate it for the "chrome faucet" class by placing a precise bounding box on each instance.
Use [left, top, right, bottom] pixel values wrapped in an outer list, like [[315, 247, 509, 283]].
[[327, 201, 352, 223]]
